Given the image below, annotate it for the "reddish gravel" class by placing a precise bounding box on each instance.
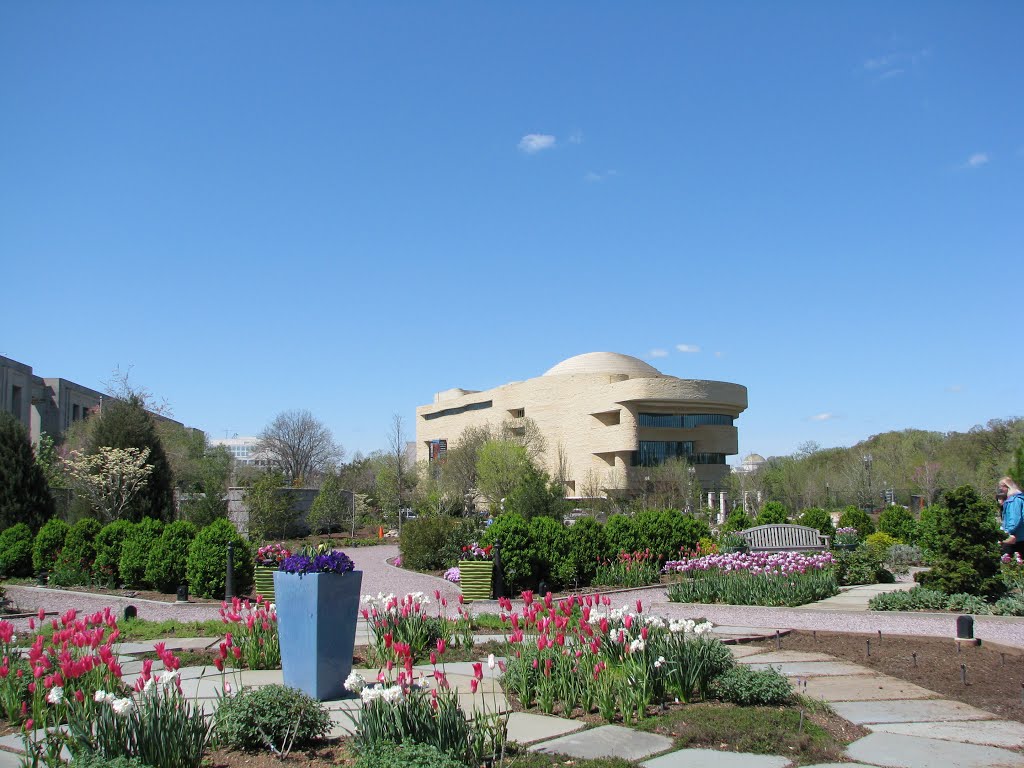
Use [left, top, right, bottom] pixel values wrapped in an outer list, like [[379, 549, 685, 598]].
[[6, 546, 1023, 650]]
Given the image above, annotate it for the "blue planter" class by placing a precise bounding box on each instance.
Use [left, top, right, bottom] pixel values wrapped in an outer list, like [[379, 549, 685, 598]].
[[273, 570, 363, 701]]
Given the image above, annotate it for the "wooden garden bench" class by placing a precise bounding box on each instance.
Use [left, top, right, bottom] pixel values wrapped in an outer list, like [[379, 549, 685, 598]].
[[740, 524, 830, 553]]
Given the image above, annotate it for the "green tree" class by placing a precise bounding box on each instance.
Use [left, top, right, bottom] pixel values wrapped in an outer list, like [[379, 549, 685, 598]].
[[528, 516, 572, 588], [722, 508, 753, 533], [94, 520, 134, 586], [1009, 436, 1024, 487], [838, 506, 876, 536], [476, 441, 532, 509], [308, 470, 351, 535], [797, 507, 836, 539], [564, 516, 607, 586], [0, 412, 55, 531], [186, 518, 254, 599], [0, 523, 34, 577], [88, 397, 174, 521], [145, 520, 198, 593], [245, 471, 297, 540], [33, 517, 69, 574], [480, 513, 533, 592], [915, 485, 1003, 597], [504, 465, 566, 521], [119, 518, 164, 588], [877, 505, 918, 544], [756, 501, 789, 524]]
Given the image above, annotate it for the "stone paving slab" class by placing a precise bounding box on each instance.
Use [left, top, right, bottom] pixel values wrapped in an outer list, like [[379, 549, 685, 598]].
[[416, 660, 505, 680], [746, 661, 871, 677], [0, 749, 22, 768], [529, 724, 673, 760], [712, 626, 788, 639], [737, 651, 836, 664], [793, 673, 936, 701], [845, 731, 1024, 767], [505, 712, 585, 744], [727, 646, 767, 659], [831, 699, 998, 725], [867, 719, 1024, 749], [640, 747, 792, 768]]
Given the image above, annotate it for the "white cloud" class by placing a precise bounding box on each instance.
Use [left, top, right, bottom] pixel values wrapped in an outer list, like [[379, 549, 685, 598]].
[[810, 412, 834, 422], [862, 48, 929, 80], [963, 152, 990, 169], [518, 134, 556, 154], [675, 344, 701, 353], [649, 348, 668, 358], [946, 384, 964, 393], [714, 351, 724, 358], [584, 169, 617, 183]]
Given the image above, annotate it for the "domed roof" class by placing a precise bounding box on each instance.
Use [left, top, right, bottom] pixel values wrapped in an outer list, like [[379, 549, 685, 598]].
[[742, 453, 766, 465], [543, 352, 663, 378]]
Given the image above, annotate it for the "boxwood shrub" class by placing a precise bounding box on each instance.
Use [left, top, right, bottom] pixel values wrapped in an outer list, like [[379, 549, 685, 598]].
[[145, 520, 198, 593], [33, 517, 69, 575], [119, 518, 164, 588], [0, 523, 34, 577], [480, 513, 534, 592], [186, 518, 253, 599], [94, 520, 134, 587], [51, 518, 102, 586]]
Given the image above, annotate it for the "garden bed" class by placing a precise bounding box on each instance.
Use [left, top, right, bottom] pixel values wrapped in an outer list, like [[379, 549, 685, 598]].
[[753, 630, 1024, 724]]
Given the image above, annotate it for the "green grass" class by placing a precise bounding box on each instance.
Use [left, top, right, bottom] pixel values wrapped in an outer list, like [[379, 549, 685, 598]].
[[117, 618, 226, 642], [636, 701, 848, 765], [471, 613, 507, 631]]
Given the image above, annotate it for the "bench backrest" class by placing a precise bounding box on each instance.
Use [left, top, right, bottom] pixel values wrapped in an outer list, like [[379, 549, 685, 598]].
[[741, 524, 829, 552]]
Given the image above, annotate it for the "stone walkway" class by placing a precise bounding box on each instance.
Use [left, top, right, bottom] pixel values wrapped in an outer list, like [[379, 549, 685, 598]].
[[4, 624, 1024, 768]]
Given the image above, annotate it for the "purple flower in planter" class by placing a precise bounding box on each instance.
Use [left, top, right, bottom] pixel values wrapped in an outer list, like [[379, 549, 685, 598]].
[[281, 550, 355, 575]]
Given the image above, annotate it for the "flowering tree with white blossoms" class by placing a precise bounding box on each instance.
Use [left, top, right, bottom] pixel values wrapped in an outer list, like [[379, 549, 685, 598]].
[[63, 447, 154, 522]]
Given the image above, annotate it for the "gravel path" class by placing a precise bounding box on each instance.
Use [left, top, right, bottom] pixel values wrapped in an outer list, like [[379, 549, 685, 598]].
[[6, 546, 1024, 649]]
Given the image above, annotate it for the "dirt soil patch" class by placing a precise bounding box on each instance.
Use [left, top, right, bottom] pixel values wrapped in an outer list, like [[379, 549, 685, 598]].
[[206, 740, 353, 768], [753, 630, 1024, 723]]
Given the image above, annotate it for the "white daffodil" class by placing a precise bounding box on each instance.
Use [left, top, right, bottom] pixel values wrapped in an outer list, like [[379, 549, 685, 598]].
[[111, 697, 135, 716], [46, 686, 64, 705], [344, 672, 366, 693]]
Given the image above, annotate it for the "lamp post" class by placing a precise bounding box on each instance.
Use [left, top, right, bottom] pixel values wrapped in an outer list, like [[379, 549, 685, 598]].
[[862, 454, 873, 514]]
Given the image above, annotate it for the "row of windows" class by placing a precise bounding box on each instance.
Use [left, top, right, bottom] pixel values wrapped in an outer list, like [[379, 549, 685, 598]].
[[638, 413, 734, 428], [631, 441, 694, 467], [422, 400, 493, 420]]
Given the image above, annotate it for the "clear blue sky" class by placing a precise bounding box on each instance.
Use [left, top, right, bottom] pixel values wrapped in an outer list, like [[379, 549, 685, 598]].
[[2, 3, 1021, 462]]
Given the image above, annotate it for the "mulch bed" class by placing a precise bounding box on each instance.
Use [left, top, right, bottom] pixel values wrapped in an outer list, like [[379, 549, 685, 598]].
[[754, 630, 1024, 723]]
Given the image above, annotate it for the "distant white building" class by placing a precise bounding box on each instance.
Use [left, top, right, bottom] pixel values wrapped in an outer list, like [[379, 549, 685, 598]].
[[210, 436, 273, 468], [734, 453, 767, 475]]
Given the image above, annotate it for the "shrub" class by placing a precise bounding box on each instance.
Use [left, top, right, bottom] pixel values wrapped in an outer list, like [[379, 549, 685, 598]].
[[915, 486, 1003, 598], [0, 523, 34, 577], [186, 518, 253, 599], [399, 516, 478, 572], [94, 520, 135, 587], [722, 508, 753, 532], [833, 546, 892, 586], [33, 517, 69, 574], [885, 543, 923, 577], [70, 755, 155, 768], [756, 501, 789, 524], [213, 684, 331, 751], [868, 586, 952, 612], [528, 516, 572, 588], [946, 592, 992, 615], [797, 507, 835, 539], [480, 513, 533, 592], [564, 516, 607, 585], [354, 741, 466, 768], [711, 665, 792, 706], [865, 532, 899, 558], [603, 514, 639, 554], [51, 518, 102, 586], [838, 506, 875, 536], [631, 509, 678, 561], [994, 595, 1024, 616], [878, 505, 917, 544], [119, 518, 165, 588], [145, 521, 198, 593]]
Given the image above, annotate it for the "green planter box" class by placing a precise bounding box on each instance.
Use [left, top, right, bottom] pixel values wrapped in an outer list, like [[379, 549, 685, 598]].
[[254, 565, 277, 602], [459, 560, 493, 601]]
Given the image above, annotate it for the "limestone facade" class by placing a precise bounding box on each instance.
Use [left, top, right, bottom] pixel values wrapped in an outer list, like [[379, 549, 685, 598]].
[[415, 352, 748, 498]]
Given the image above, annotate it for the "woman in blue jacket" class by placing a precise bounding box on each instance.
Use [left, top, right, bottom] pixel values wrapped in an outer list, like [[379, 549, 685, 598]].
[[999, 476, 1024, 557]]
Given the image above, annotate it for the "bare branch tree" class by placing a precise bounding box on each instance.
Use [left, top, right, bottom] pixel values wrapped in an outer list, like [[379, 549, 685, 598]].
[[256, 410, 343, 485]]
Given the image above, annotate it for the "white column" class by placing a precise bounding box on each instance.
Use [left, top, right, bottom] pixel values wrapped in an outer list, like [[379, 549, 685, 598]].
[[719, 492, 726, 523]]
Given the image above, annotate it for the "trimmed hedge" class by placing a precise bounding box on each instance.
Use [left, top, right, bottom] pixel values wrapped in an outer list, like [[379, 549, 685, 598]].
[[33, 517, 69, 575], [186, 518, 253, 599], [145, 520, 198, 593], [94, 520, 135, 587], [52, 518, 102, 586], [119, 518, 164, 588], [0, 523, 34, 577]]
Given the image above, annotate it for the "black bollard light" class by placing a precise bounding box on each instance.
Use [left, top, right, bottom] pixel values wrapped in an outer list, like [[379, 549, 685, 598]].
[[124, 605, 137, 621], [492, 542, 505, 600], [956, 615, 974, 641], [36, 570, 47, 586], [225, 542, 235, 600], [176, 584, 189, 603]]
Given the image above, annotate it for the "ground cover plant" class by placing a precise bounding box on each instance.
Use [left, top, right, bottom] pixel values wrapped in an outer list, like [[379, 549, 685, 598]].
[[664, 551, 838, 606]]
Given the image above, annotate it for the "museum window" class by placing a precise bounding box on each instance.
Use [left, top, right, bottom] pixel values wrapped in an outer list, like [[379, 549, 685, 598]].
[[638, 413, 734, 428], [631, 441, 694, 467], [508, 408, 525, 418], [422, 400, 493, 420]]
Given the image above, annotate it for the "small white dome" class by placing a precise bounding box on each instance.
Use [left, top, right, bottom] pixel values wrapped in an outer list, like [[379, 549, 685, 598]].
[[543, 352, 662, 378]]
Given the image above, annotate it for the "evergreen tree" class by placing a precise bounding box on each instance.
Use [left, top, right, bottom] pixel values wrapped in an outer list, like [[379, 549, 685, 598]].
[[0, 412, 55, 531], [1010, 436, 1024, 487], [88, 396, 174, 521]]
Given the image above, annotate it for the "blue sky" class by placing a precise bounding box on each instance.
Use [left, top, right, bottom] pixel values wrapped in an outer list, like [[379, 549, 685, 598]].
[[2, 3, 1021, 462]]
